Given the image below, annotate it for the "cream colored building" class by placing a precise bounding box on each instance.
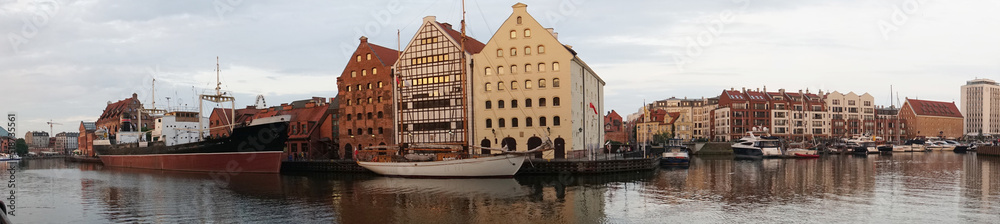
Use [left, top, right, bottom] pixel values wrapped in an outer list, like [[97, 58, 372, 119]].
[[471, 3, 604, 159], [824, 91, 876, 137], [961, 78, 1000, 136]]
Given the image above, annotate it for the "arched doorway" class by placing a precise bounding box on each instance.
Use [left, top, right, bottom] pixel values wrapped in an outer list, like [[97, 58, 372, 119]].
[[554, 138, 566, 159], [480, 139, 492, 154], [379, 142, 386, 145], [502, 137, 517, 152], [528, 136, 542, 159], [344, 144, 353, 159]]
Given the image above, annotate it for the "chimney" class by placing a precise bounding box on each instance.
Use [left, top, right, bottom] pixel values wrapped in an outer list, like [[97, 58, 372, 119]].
[[763, 86, 767, 93], [741, 87, 746, 93], [423, 16, 436, 24], [132, 93, 138, 99], [360, 36, 368, 43], [547, 28, 557, 40], [441, 22, 452, 30], [779, 88, 785, 94]]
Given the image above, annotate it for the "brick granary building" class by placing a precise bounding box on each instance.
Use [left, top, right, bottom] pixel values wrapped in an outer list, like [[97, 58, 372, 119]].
[[336, 36, 399, 159], [899, 98, 964, 139]]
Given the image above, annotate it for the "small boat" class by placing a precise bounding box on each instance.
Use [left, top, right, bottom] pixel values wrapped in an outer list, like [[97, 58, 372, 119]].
[[793, 153, 819, 158], [0, 154, 20, 161], [660, 139, 690, 166], [731, 128, 783, 160]]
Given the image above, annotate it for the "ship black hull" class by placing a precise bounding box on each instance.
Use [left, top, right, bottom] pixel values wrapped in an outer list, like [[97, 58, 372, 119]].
[[95, 121, 289, 173]]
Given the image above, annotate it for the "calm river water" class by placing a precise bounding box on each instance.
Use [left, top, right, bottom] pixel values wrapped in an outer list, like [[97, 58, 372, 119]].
[[5, 152, 1000, 223]]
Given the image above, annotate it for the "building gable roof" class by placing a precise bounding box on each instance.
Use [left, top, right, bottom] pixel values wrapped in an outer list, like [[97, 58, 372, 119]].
[[436, 22, 486, 54], [368, 42, 400, 66], [905, 99, 963, 118]]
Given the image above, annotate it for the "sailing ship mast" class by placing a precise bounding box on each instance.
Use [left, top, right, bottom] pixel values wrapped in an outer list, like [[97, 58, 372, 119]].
[[460, 0, 470, 151], [197, 57, 236, 141]]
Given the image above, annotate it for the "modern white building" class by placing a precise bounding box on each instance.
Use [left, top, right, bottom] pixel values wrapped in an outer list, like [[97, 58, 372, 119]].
[[824, 91, 876, 137], [153, 111, 209, 146], [471, 3, 604, 159], [961, 78, 1000, 136]]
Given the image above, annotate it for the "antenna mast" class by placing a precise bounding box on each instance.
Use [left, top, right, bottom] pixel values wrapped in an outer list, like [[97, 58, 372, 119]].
[[216, 56, 222, 96]]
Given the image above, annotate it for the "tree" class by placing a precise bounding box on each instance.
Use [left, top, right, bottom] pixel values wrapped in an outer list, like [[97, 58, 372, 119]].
[[652, 132, 672, 145], [15, 138, 28, 156]]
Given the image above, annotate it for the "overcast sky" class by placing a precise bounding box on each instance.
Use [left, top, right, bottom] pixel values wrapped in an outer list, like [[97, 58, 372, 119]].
[[1, 0, 998, 135]]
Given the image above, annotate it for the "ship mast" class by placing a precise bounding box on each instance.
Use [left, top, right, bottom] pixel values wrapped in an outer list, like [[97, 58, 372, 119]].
[[460, 0, 469, 150], [197, 57, 236, 141]]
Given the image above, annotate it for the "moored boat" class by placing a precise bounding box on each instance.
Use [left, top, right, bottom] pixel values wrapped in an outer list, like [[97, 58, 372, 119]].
[[731, 128, 783, 159], [660, 139, 690, 166], [356, 141, 551, 178]]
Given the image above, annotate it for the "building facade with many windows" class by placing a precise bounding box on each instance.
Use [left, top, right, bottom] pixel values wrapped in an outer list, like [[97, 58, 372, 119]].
[[338, 36, 399, 158], [961, 78, 1000, 137], [471, 3, 604, 159]]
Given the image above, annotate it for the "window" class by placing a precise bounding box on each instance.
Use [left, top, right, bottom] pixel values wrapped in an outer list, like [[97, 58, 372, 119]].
[[848, 100, 856, 106], [485, 83, 493, 91], [538, 45, 545, 54], [377, 96, 383, 102], [525, 98, 532, 107], [512, 118, 519, 127], [516, 16, 522, 24], [497, 66, 505, 75], [497, 49, 503, 57], [552, 62, 560, 71], [486, 119, 493, 128], [552, 78, 560, 87], [526, 117, 533, 127], [367, 128, 373, 135], [485, 67, 493, 75], [864, 101, 871, 106], [362, 69, 367, 76], [378, 81, 383, 88], [511, 100, 519, 108], [553, 116, 561, 126], [357, 113, 362, 119], [510, 30, 516, 39], [553, 97, 561, 106], [498, 82, 505, 90], [348, 129, 353, 135], [539, 116, 547, 126], [510, 65, 517, 74], [498, 100, 505, 108], [356, 55, 361, 62], [367, 83, 372, 89], [538, 79, 546, 88], [366, 53, 371, 60], [524, 46, 531, 55], [510, 48, 517, 56], [511, 81, 518, 90], [538, 63, 546, 72], [377, 111, 384, 118], [372, 68, 377, 74], [347, 86, 352, 91], [378, 127, 384, 134], [351, 71, 356, 77], [356, 98, 361, 105], [485, 100, 492, 109], [525, 63, 532, 72], [499, 118, 506, 128], [357, 84, 362, 90], [367, 112, 373, 119], [357, 128, 362, 135], [525, 80, 532, 89], [524, 29, 531, 37], [539, 98, 547, 106], [347, 100, 352, 106]]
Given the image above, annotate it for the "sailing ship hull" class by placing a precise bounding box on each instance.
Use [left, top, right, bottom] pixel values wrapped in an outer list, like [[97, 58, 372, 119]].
[[95, 121, 289, 173], [357, 154, 526, 178]]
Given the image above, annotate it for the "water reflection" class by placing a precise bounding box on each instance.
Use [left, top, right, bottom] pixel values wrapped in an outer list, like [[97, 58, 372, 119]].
[[8, 153, 1000, 223]]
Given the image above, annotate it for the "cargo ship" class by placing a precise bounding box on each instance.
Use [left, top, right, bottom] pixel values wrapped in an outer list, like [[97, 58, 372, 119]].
[[94, 113, 289, 173], [94, 58, 289, 173]]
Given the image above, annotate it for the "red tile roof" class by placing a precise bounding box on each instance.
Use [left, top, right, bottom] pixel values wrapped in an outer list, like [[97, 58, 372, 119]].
[[99, 97, 139, 121], [745, 91, 769, 101], [722, 90, 745, 100], [906, 99, 963, 118], [437, 22, 485, 54], [368, 43, 400, 66]]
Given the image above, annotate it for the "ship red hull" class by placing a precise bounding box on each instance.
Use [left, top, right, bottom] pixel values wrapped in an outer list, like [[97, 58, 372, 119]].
[[99, 151, 283, 173]]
